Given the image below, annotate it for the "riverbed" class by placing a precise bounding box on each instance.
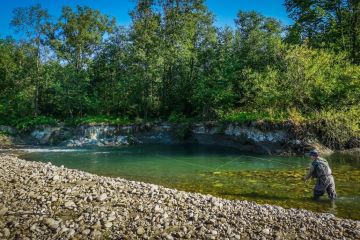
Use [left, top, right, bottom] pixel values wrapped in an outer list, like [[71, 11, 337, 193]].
[[16, 144, 360, 220]]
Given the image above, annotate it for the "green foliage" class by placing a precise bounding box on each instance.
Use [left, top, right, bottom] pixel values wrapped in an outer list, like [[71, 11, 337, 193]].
[[69, 115, 131, 125], [285, 0, 360, 64], [219, 110, 286, 123], [168, 112, 189, 124], [312, 107, 360, 149], [13, 116, 58, 132]]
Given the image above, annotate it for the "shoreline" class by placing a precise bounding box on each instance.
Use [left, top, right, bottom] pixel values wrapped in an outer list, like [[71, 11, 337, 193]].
[[0, 154, 359, 239]]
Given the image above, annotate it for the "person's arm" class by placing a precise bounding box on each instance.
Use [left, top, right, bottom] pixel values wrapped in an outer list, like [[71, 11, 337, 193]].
[[304, 164, 314, 181]]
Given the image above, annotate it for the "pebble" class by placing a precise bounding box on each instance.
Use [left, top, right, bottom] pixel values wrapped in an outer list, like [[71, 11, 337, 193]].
[[4, 228, 10, 237], [0, 207, 8, 216], [52, 175, 60, 181], [82, 229, 91, 235], [64, 200, 76, 209], [137, 227, 145, 235], [98, 193, 107, 201], [104, 222, 112, 228], [45, 218, 59, 230]]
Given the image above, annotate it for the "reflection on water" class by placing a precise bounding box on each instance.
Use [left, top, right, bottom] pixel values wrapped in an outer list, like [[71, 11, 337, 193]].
[[19, 144, 360, 220]]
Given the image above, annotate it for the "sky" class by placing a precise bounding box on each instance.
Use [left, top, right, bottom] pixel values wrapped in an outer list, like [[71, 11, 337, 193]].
[[0, 0, 291, 38]]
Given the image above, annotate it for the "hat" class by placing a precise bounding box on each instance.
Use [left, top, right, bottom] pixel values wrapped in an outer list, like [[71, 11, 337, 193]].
[[309, 150, 319, 157]]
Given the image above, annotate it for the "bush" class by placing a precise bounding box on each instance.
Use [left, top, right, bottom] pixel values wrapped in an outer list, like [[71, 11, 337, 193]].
[[69, 115, 132, 125], [13, 116, 58, 132], [312, 108, 360, 149], [219, 110, 286, 123], [168, 112, 190, 124]]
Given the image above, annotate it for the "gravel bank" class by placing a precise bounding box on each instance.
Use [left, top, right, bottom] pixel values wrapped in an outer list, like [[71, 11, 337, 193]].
[[0, 154, 359, 240]]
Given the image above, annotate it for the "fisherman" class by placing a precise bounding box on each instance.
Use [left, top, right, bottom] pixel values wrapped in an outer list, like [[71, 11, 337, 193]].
[[303, 150, 336, 201]]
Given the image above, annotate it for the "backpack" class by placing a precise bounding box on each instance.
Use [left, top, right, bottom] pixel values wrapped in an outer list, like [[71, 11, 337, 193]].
[[312, 158, 331, 178]]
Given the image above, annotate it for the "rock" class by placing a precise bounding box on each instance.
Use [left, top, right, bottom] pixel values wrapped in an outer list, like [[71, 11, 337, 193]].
[[108, 215, 116, 222], [92, 222, 101, 230], [104, 222, 112, 228], [30, 224, 37, 231], [262, 228, 270, 235], [64, 200, 76, 209], [92, 230, 101, 238], [154, 205, 162, 212], [60, 227, 69, 234], [82, 229, 91, 235], [3, 228, 10, 237], [137, 227, 145, 235], [52, 175, 60, 181], [67, 229, 75, 237], [98, 193, 107, 201], [45, 218, 59, 230], [0, 207, 8, 216], [166, 234, 174, 240]]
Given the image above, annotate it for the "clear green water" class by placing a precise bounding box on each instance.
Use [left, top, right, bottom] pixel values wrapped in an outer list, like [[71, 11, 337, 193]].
[[19, 144, 360, 220]]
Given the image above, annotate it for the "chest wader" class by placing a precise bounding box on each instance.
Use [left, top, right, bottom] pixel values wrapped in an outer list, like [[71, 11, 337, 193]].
[[312, 158, 337, 200]]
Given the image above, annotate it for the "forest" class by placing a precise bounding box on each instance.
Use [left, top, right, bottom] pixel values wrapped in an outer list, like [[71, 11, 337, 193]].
[[0, 0, 359, 146]]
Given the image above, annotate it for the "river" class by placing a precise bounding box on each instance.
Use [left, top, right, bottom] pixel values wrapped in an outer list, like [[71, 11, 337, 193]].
[[17, 144, 360, 220]]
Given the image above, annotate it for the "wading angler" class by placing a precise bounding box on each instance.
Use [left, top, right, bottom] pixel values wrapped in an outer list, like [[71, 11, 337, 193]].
[[304, 150, 337, 201]]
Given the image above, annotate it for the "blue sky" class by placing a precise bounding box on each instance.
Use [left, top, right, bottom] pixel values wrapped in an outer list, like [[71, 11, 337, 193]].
[[0, 0, 290, 38]]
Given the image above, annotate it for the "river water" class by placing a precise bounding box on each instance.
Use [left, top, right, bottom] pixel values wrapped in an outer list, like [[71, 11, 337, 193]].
[[18, 144, 360, 220]]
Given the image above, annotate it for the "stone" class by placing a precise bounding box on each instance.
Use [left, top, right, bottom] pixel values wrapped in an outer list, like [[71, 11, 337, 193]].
[[51, 196, 58, 202], [92, 230, 101, 238], [0, 207, 8, 216], [64, 200, 76, 209], [98, 193, 107, 201], [3, 228, 10, 237], [154, 205, 162, 212], [82, 229, 91, 235], [52, 175, 60, 181], [166, 234, 174, 240], [108, 215, 116, 222], [137, 227, 145, 235], [104, 222, 112, 228], [45, 218, 59, 230], [30, 224, 37, 231], [67, 229, 75, 237]]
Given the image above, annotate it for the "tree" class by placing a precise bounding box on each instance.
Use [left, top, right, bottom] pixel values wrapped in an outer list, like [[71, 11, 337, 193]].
[[192, 27, 236, 119], [11, 4, 50, 116], [285, 0, 360, 64], [49, 5, 115, 117], [233, 11, 283, 108], [128, 0, 163, 120], [91, 27, 133, 116], [158, 0, 216, 116]]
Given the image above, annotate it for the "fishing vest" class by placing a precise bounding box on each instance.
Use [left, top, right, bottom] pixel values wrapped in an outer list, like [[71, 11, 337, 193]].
[[312, 158, 332, 178]]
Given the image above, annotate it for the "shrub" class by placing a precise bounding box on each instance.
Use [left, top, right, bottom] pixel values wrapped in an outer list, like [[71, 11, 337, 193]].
[[312, 108, 360, 149], [13, 116, 58, 132], [69, 115, 132, 125]]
